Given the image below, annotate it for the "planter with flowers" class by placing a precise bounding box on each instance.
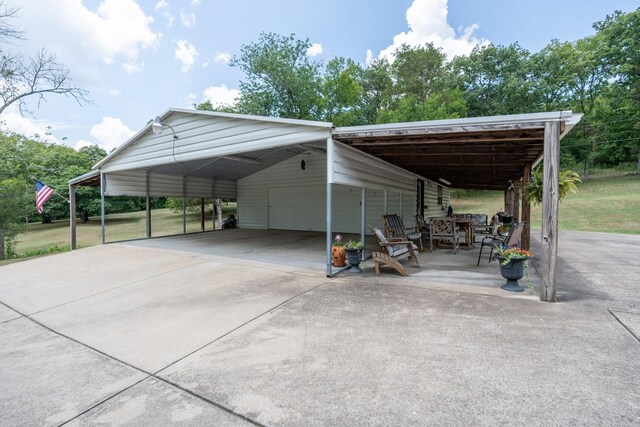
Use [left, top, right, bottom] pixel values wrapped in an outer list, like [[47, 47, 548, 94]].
[[495, 247, 533, 292], [332, 234, 346, 267], [343, 239, 364, 273]]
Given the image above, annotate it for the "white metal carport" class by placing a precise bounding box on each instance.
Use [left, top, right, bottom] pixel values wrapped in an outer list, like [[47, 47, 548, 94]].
[[70, 109, 582, 301]]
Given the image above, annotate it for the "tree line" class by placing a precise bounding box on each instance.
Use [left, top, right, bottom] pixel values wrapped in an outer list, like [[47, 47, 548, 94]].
[[198, 9, 640, 178], [1, 6, 638, 255]]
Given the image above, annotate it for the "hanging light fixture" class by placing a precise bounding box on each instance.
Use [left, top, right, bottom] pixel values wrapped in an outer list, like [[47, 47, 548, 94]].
[[151, 116, 179, 162]]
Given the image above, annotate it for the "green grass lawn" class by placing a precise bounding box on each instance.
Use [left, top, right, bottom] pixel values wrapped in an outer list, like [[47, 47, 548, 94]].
[[2, 172, 638, 265], [2, 204, 236, 265], [451, 172, 640, 234]]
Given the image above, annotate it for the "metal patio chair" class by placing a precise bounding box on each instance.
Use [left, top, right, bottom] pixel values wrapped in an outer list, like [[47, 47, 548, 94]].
[[476, 221, 526, 266]]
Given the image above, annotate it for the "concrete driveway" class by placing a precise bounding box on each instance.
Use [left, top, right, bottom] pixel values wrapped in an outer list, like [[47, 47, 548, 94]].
[[1, 231, 639, 426]]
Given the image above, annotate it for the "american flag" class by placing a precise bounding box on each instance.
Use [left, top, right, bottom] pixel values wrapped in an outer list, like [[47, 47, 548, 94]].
[[35, 180, 54, 214]]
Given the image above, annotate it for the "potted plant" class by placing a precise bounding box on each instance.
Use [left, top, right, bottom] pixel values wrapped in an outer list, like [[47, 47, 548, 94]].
[[331, 234, 346, 267], [343, 239, 364, 273], [494, 247, 533, 292]]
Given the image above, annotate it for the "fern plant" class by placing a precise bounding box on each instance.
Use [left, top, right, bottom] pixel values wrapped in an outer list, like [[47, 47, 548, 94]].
[[525, 167, 581, 205]]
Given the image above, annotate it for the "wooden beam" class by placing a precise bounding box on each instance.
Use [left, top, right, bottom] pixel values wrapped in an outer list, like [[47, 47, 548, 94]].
[[540, 121, 560, 302], [334, 122, 546, 140], [69, 184, 77, 250], [521, 163, 531, 251]]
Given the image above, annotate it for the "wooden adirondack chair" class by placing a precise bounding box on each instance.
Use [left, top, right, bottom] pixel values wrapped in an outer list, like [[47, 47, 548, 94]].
[[382, 213, 424, 252], [368, 225, 419, 276]]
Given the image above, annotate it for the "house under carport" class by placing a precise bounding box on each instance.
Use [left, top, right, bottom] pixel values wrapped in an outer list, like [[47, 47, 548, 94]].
[[69, 109, 581, 302]]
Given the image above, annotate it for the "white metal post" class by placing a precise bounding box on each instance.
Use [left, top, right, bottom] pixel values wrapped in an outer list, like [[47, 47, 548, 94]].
[[326, 136, 334, 277], [146, 171, 151, 238], [182, 175, 187, 234], [360, 187, 366, 258], [211, 178, 216, 230], [100, 172, 105, 244]]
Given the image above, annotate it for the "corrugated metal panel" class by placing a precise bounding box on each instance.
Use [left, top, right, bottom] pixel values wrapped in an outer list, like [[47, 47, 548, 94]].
[[332, 185, 361, 233], [332, 141, 415, 193], [268, 185, 325, 231], [214, 179, 237, 199], [365, 189, 385, 232], [101, 113, 330, 173], [104, 171, 147, 196], [238, 151, 326, 230]]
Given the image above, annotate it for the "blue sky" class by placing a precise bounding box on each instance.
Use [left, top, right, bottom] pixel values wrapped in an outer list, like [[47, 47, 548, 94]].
[[3, 0, 639, 152]]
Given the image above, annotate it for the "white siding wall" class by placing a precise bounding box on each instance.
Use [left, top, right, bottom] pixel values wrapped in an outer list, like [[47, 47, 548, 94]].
[[238, 151, 326, 231]]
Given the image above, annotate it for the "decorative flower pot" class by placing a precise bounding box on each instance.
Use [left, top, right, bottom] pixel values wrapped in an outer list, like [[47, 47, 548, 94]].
[[345, 248, 362, 273], [332, 245, 346, 267], [495, 255, 529, 292]]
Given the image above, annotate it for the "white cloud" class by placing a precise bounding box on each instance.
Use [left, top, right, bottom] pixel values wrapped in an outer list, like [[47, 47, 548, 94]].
[[180, 10, 196, 27], [213, 51, 231, 64], [155, 0, 174, 27], [378, 0, 488, 61], [0, 108, 65, 144], [175, 39, 199, 72], [88, 116, 135, 151], [122, 61, 144, 73], [203, 85, 239, 107], [306, 43, 323, 57], [190, 0, 201, 6], [16, 0, 160, 76], [202, 61, 209, 68], [74, 139, 96, 150], [107, 88, 121, 96], [365, 49, 373, 65]]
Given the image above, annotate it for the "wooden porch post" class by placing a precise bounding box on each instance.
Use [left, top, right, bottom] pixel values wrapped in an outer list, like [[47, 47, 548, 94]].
[[521, 163, 531, 251], [513, 180, 520, 222], [69, 183, 77, 250], [540, 121, 560, 302]]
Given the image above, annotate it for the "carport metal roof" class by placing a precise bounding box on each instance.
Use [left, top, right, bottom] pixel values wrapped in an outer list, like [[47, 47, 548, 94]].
[[333, 111, 581, 190]]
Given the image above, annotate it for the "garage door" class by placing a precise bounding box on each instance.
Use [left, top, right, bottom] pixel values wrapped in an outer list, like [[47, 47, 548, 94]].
[[268, 185, 326, 231]]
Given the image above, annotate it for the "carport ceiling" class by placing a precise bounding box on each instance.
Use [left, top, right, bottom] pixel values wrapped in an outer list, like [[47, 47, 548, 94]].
[[334, 121, 561, 190]]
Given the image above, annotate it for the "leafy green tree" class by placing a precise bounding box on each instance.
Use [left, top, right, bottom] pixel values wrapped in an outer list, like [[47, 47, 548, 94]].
[[452, 43, 534, 116], [594, 8, 640, 174], [230, 32, 321, 119], [357, 58, 393, 124], [318, 57, 363, 126]]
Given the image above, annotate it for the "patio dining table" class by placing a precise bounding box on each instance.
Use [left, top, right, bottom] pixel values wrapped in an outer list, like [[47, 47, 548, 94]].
[[456, 219, 474, 249]]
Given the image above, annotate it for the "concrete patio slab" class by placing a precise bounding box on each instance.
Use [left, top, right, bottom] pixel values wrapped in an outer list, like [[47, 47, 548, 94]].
[[67, 377, 251, 426], [160, 281, 640, 426], [0, 245, 208, 314], [1, 230, 638, 425], [0, 317, 145, 427], [611, 310, 640, 342], [32, 253, 328, 372], [0, 303, 20, 323]]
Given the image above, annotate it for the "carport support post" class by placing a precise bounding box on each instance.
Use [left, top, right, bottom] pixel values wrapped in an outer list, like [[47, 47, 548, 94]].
[[521, 163, 531, 250], [326, 136, 334, 277], [360, 188, 366, 256], [211, 178, 216, 230], [69, 183, 76, 250], [100, 172, 105, 244], [145, 171, 151, 238], [540, 121, 560, 302], [200, 198, 205, 231], [182, 176, 186, 234]]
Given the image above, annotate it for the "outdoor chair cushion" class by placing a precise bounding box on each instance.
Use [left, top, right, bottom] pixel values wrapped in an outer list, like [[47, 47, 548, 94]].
[[406, 231, 422, 240], [388, 243, 419, 257], [374, 227, 388, 243]]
